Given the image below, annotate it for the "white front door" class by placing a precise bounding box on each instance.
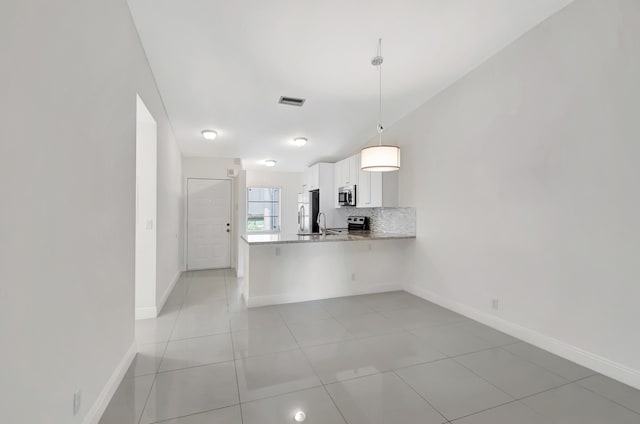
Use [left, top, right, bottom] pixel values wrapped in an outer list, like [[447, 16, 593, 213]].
[[187, 178, 231, 270]]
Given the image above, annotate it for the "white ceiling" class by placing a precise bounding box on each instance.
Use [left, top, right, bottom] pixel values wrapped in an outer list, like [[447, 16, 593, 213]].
[[127, 0, 573, 171]]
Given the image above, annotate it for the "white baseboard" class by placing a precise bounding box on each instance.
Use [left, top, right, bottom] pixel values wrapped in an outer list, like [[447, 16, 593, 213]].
[[247, 283, 401, 308], [82, 342, 136, 424], [405, 283, 640, 390], [156, 270, 182, 314], [135, 270, 182, 320], [135, 306, 157, 320]]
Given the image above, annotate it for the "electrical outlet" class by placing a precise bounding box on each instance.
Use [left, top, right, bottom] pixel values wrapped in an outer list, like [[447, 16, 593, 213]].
[[275, 247, 281, 257], [351, 273, 356, 281], [73, 391, 81, 416], [492, 298, 500, 310]]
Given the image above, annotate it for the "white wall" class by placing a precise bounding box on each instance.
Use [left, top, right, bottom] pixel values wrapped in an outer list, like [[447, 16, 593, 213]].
[[246, 170, 303, 236], [236, 170, 248, 278], [135, 96, 158, 319], [383, 0, 640, 388], [0, 1, 183, 422], [155, 106, 184, 311], [182, 157, 241, 271]]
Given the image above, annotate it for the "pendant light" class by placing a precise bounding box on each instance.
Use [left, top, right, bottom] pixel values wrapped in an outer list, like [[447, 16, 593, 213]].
[[360, 38, 401, 172]]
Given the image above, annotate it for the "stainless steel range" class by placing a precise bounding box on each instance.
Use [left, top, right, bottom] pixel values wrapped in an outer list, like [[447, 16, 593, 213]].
[[347, 216, 370, 232]]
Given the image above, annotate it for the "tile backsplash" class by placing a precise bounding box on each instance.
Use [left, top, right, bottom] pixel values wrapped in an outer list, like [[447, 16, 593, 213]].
[[333, 207, 416, 235]]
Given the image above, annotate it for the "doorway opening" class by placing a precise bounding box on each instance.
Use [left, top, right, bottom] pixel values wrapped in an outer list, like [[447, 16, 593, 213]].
[[135, 95, 157, 320]]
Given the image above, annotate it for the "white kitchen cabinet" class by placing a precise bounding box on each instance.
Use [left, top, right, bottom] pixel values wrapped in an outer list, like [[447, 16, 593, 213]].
[[305, 164, 320, 191], [334, 158, 345, 188], [334, 152, 398, 208], [334, 154, 359, 188], [301, 163, 336, 224], [334, 154, 360, 207], [305, 162, 333, 192], [356, 155, 398, 208], [303, 163, 333, 192], [349, 155, 359, 186], [334, 159, 344, 208], [357, 167, 378, 207], [301, 168, 309, 192]]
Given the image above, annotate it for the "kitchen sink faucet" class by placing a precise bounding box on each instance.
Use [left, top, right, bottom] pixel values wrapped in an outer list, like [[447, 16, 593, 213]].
[[317, 212, 327, 236]]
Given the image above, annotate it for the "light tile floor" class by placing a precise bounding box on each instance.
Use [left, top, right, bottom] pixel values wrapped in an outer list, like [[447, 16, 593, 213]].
[[100, 269, 640, 424]]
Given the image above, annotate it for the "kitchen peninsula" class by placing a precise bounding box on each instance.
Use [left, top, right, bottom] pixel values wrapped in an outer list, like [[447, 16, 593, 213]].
[[240, 225, 415, 307]]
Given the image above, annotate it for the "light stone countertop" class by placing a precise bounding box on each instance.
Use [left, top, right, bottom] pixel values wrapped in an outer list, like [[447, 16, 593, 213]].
[[241, 231, 416, 245]]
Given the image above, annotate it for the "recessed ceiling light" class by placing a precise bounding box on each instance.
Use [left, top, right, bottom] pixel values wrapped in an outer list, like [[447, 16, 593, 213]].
[[201, 130, 218, 140], [264, 159, 277, 167], [293, 411, 306, 422], [292, 137, 307, 147]]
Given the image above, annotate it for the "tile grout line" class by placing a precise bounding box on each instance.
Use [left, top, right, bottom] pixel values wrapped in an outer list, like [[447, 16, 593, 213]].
[[439, 368, 601, 423], [136, 272, 226, 423], [225, 271, 245, 424], [443, 399, 519, 423], [132, 277, 629, 424], [448, 346, 585, 402], [135, 276, 187, 424], [575, 380, 640, 417], [147, 404, 240, 424], [389, 369, 453, 423], [496, 343, 598, 383], [276, 301, 353, 420], [226, 273, 336, 409], [282, 308, 357, 423], [279, 302, 436, 423], [322, 385, 350, 424], [444, 377, 601, 424], [285, 295, 587, 422]]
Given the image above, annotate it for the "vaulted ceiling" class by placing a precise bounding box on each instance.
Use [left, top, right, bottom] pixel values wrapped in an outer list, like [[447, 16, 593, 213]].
[[127, 0, 573, 171]]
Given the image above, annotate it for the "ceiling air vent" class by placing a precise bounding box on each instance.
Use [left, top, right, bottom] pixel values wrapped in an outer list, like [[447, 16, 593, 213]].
[[278, 96, 306, 107]]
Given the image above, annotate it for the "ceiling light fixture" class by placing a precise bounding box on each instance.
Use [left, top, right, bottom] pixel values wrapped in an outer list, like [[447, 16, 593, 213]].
[[360, 39, 401, 172], [292, 137, 307, 147], [293, 411, 306, 422], [201, 130, 218, 140], [264, 159, 277, 167]]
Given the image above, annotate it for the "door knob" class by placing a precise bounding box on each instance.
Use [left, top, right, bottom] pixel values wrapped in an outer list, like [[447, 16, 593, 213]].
[[226, 229, 230, 233]]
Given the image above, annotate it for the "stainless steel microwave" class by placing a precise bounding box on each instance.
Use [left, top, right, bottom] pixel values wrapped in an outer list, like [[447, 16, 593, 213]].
[[338, 185, 356, 207]]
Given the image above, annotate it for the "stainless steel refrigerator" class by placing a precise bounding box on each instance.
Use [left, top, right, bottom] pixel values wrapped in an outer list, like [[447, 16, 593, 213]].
[[297, 192, 310, 233], [297, 189, 320, 233]]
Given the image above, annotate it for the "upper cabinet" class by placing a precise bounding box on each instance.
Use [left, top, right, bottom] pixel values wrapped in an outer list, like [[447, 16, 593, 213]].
[[304, 162, 333, 193], [334, 154, 359, 207], [350, 154, 398, 208], [305, 164, 320, 191], [334, 155, 359, 188], [303, 154, 398, 209], [357, 165, 380, 208]]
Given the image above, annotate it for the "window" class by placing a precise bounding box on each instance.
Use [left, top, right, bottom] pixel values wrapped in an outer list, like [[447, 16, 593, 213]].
[[247, 187, 281, 232]]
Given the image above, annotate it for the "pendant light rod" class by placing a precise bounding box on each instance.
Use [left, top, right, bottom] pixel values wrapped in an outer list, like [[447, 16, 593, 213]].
[[361, 37, 401, 172], [372, 38, 384, 146]]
